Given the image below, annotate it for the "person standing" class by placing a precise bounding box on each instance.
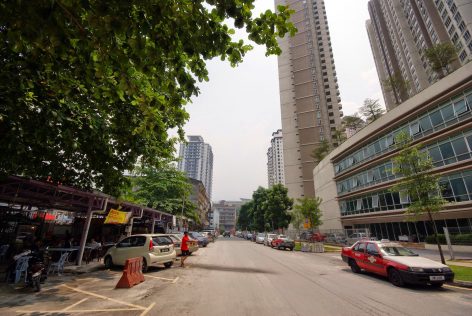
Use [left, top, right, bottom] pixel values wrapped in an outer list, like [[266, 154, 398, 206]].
[[180, 231, 190, 267]]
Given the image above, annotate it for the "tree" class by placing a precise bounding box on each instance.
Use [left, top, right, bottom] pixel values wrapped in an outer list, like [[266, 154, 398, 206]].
[[312, 140, 331, 163], [293, 197, 323, 232], [424, 42, 458, 78], [236, 201, 253, 231], [0, 1, 296, 196], [332, 128, 347, 146], [382, 72, 410, 105], [342, 114, 365, 131], [290, 206, 304, 236], [264, 184, 293, 231], [250, 187, 269, 232], [359, 98, 385, 123], [122, 164, 199, 222], [391, 132, 446, 264]]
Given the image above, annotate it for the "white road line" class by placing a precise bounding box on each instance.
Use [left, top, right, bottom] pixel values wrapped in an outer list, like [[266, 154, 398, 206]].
[[145, 275, 177, 282], [172, 276, 179, 284], [62, 298, 89, 311], [16, 308, 143, 313], [140, 303, 156, 316]]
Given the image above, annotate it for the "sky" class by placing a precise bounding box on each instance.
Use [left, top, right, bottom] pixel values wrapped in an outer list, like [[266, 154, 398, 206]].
[[181, 0, 384, 202]]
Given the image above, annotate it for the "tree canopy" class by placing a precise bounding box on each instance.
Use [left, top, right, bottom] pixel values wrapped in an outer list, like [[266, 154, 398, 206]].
[[291, 196, 323, 232], [382, 72, 409, 106], [122, 164, 199, 223], [312, 139, 331, 163], [0, 1, 296, 195], [359, 98, 385, 123], [424, 42, 458, 78]]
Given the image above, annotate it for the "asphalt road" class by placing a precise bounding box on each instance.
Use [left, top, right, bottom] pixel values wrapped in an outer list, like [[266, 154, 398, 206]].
[[151, 237, 471, 315], [1, 238, 471, 316]]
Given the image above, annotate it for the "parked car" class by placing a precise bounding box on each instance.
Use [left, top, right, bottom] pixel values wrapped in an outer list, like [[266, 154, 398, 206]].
[[223, 231, 231, 237], [341, 240, 454, 287], [325, 233, 347, 245], [246, 233, 253, 240], [299, 231, 326, 242], [264, 233, 278, 246], [271, 235, 295, 251], [200, 232, 215, 243], [164, 234, 199, 256], [255, 233, 265, 244], [346, 233, 375, 245], [104, 234, 176, 272], [189, 232, 209, 247]]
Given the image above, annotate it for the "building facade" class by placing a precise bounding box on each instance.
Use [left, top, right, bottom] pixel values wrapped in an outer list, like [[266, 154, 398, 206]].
[[212, 200, 246, 232], [178, 135, 214, 199], [275, 0, 343, 200], [267, 129, 285, 187], [367, 0, 471, 110], [313, 63, 472, 240], [188, 178, 211, 228]]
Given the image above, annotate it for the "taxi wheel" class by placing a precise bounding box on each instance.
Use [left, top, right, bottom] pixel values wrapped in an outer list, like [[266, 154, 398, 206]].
[[349, 259, 361, 273], [142, 258, 149, 273], [388, 268, 404, 287]]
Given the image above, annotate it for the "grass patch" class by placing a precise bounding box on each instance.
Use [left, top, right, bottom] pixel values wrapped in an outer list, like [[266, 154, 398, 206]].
[[448, 265, 472, 282], [324, 245, 342, 252]]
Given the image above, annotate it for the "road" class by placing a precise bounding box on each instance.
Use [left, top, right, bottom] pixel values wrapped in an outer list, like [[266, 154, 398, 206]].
[[1, 237, 471, 315]]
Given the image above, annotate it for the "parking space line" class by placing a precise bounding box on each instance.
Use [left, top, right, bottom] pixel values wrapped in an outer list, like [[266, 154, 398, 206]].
[[172, 277, 179, 284], [145, 275, 178, 282], [62, 298, 89, 311], [62, 284, 146, 310], [139, 303, 156, 316], [16, 308, 143, 313]]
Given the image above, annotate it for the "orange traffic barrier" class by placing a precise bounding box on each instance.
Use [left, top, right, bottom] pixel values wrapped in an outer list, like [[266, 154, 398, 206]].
[[115, 257, 145, 288]]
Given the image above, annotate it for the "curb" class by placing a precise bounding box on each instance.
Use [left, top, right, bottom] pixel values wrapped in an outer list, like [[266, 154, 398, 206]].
[[449, 280, 472, 289]]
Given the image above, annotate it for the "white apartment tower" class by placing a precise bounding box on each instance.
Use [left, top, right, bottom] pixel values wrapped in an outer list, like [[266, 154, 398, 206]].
[[267, 129, 285, 187], [275, 0, 343, 199], [178, 136, 214, 199], [367, 0, 472, 110]]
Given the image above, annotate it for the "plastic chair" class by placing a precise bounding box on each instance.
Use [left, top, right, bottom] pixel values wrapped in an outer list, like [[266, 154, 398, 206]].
[[14, 256, 29, 284], [48, 252, 69, 275]]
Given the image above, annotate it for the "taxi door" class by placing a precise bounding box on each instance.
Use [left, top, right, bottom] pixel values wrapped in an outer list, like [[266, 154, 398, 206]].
[[352, 242, 367, 269], [363, 243, 386, 276]]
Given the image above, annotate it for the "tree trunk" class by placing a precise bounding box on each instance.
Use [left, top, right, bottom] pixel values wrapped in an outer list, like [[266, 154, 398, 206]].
[[427, 210, 445, 264]]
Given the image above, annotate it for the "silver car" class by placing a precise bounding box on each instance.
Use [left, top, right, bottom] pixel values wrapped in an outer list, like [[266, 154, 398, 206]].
[[255, 233, 265, 244]]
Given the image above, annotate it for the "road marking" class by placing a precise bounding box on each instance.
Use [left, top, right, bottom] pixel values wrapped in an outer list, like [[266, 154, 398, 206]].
[[172, 276, 179, 284], [140, 303, 156, 316], [62, 298, 89, 311], [444, 284, 472, 291], [62, 284, 146, 310], [145, 274, 178, 283]]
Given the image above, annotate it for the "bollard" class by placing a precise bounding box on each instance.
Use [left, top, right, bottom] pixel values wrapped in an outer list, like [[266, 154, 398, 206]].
[[116, 257, 145, 288]]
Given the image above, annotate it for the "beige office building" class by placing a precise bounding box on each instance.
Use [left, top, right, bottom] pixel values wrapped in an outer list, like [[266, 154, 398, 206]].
[[275, 0, 343, 199], [367, 0, 472, 111]]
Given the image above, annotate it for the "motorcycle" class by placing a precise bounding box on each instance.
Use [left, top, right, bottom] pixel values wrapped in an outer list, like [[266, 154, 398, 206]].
[[27, 251, 48, 292]]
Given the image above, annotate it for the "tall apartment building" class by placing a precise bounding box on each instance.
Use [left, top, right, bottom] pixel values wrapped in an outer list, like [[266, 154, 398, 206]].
[[275, 0, 343, 199], [267, 129, 285, 187], [367, 0, 472, 110], [178, 136, 214, 199]]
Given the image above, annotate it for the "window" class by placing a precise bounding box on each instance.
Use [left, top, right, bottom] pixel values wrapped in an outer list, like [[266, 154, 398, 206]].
[[451, 137, 470, 161], [419, 115, 433, 132], [372, 195, 379, 208], [399, 191, 409, 204], [356, 199, 362, 211], [450, 177, 468, 201], [453, 98, 468, 115], [116, 238, 132, 248], [429, 146, 443, 166], [439, 142, 456, 164], [354, 242, 366, 253], [430, 110, 443, 127], [440, 104, 455, 122], [410, 122, 420, 135], [366, 243, 379, 256]]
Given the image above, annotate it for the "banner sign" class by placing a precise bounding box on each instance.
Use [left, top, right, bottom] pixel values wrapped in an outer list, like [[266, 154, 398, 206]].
[[104, 209, 131, 224]]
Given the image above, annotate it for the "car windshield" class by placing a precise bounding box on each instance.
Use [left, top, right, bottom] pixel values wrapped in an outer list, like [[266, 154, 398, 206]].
[[278, 235, 287, 238], [380, 245, 417, 256], [268, 234, 277, 238], [257, 233, 265, 237]]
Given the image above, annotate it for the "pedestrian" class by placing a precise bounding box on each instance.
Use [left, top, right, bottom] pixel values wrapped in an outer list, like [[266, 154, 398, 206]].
[[180, 231, 190, 268]]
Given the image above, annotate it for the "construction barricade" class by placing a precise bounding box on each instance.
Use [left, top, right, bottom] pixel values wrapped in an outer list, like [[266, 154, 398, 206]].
[[116, 257, 145, 288]]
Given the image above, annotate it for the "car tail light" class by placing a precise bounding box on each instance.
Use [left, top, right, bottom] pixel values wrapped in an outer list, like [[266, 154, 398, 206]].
[[149, 239, 154, 251]]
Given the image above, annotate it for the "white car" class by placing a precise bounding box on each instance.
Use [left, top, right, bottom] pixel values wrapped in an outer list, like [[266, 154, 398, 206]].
[[104, 234, 176, 272], [264, 234, 277, 246], [255, 233, 265, 244], [166, 233, 199, 256]]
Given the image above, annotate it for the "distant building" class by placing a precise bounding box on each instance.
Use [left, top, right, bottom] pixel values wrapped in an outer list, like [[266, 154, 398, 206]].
[[212, 200, 247, 232], [366, 0, 471, 110], [188, 178, 211, 227], [267, 129, 285, 187], [275, 0, 343, 200], [178, 135, 214, 199]]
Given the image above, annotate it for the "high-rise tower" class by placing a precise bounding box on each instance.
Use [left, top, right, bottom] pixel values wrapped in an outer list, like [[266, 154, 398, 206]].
[[275, 0, 343, 199], [267, 129, 285, 187], [367, 0, 472, 110], [178, 135, 214, 200]]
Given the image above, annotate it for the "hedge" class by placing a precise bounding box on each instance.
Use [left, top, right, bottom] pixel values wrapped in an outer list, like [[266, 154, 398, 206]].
[[425, 233, 472, 245]]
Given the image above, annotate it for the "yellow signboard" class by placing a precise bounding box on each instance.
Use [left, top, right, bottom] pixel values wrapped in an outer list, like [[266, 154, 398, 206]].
[[303, 218, 311, 229], [104, 209, 131, 224]]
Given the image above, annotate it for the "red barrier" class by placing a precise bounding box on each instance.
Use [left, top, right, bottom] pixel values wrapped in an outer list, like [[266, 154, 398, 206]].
[[115, 257, 145, 288]]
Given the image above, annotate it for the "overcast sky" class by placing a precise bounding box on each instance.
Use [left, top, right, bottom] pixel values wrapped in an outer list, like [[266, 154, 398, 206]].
[[181, 0, 384, 202]]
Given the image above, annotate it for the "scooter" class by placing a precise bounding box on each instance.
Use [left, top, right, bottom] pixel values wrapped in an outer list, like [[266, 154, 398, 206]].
[[26, 250, 49, 292]]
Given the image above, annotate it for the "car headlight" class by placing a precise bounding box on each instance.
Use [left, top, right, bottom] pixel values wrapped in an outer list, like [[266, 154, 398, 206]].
[[409, 267, 424, 272], [442, 267, 452, 272]]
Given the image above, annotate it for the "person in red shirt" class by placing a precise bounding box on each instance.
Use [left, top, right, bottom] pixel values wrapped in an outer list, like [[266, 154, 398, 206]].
[[180, 231, 190, 267]]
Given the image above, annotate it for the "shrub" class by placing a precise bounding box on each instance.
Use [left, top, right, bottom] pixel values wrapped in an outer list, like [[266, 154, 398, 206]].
[[425, 233, 472, 245]]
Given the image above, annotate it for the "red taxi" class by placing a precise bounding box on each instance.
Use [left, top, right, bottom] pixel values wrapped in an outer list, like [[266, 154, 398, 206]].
[[341, 240, 454, 287]]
